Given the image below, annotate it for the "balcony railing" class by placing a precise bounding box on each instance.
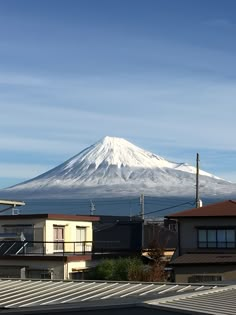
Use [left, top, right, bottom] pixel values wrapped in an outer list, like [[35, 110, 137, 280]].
[[0, 240, 128, 256]]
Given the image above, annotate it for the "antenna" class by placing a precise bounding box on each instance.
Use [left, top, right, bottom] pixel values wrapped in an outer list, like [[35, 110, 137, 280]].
[[196, 153, 200, 208], [90, 200, 96, 215]]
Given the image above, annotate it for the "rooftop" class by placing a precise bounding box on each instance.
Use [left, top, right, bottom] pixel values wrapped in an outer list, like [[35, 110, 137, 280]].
[[0, 278, 221, 311], [166, 200, 236, 218], [0, 279, 236, 314], [0, 213, 100, 222], [170, 253, 236, 265]]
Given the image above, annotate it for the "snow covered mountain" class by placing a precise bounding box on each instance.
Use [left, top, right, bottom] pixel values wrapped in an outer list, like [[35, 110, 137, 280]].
[[3, 136, 236, 198]]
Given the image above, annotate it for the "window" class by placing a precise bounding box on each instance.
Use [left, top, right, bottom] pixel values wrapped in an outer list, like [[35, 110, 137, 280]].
[[3, 225, 34, 241], [188, 275, 222, 283], [28, 270, 52, 279], [76, 227, 86, 252], [198, 228, 235, 248], [53, 226, 64, 251]]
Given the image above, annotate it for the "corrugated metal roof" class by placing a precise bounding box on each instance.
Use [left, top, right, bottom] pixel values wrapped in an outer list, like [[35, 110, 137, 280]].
[[147, 285, 236, 315], [0, 279, 218, 309]]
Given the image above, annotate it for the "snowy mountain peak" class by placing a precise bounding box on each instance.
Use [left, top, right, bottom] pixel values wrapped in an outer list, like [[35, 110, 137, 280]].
[[77, 136, 166, 169], [5, 136, 234, 198]]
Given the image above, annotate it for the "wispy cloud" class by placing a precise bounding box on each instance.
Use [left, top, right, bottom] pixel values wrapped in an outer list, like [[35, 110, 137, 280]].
[[0, 73, 50, 87], [1, 72, 236, 154], [203, 18, 234, 28], [0, 163, 53, 179]]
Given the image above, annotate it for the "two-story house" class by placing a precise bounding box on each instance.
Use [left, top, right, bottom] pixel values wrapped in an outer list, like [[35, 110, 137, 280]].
[[0, 213, 99, 280], [166, 200, 236, 283]]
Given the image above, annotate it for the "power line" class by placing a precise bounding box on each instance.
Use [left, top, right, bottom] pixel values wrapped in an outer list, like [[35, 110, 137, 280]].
[[143, 200, 195, 216]]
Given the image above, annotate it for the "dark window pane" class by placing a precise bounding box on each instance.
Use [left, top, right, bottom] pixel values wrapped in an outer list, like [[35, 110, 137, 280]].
[[208, 242, 216, 248], [198, 230, 207, 242], [227, 242, 235, 248], [208, 230, 216, 242], [217, 242, 226, 248], [226, 230, 235, 242], [199, 242, 207, 248], [217, 230, 226, 242]]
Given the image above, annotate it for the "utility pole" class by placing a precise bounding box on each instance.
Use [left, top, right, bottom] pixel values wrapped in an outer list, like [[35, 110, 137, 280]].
[[90, 200, 96, 215], [196, 153, 200, 208], [140, 194, 145, 250], [140, 193, 145, 220]]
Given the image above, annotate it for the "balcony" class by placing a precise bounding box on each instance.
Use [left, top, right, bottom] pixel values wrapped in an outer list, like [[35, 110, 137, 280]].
[[0, 240, 136, 257]]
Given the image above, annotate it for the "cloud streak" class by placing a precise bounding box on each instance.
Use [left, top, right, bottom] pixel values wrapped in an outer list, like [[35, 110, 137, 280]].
[[1, 72, 236, 155], [0, 163, 53, 179]]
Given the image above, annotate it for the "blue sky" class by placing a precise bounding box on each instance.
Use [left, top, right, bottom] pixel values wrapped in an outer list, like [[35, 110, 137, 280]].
[[1, 0, 236, 188]]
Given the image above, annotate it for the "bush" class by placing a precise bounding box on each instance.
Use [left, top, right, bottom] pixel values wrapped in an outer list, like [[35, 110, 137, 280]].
[[87, 256, 167, 282], [87, 257, 145, 281]]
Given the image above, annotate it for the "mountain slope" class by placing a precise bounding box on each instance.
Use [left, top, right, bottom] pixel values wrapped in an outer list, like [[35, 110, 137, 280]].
[[3, 136, 236, 198]]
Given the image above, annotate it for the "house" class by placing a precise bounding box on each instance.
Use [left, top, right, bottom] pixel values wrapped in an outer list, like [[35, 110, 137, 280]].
[[166, 200, 236, 283], [143, 220, 177, 262], [0, 213, 99, 280], [93, 216, 177, 263], [93, 215, 142, 255], [0, 209, 176, 281]]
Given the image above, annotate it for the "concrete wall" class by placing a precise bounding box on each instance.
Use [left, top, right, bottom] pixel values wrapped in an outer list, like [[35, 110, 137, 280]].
[[0, 259, 65, 279], [0, 259, 93, 280], [178, 217, 236, 254], [174, 264, 236, 283]]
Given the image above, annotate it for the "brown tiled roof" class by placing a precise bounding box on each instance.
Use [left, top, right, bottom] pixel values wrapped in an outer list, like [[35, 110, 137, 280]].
[[170, 253, 236, 265], [0, 214, 100, 222], [166, 200, 236, 218]]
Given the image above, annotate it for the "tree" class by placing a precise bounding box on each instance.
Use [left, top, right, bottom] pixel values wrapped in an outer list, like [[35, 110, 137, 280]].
[[87, 257, 146, 281]]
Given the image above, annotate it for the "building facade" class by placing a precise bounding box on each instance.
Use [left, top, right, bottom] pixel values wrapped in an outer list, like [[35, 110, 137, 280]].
[[0, 214, 100, 280], [166, 200, 236, 283]]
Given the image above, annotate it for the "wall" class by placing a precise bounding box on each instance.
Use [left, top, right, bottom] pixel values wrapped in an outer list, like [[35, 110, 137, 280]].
[[178, 217, 236, 254], [45, 220, 93, 254], [0, 259, 65, 279], [66, 261, 88, 279], [94, 221, 142, 251], [174, 264, 236, 283]]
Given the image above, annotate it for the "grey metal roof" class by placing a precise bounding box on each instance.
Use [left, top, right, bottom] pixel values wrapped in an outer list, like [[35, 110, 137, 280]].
[[0, 279, 219, 310], [147, 285, 236, 315]]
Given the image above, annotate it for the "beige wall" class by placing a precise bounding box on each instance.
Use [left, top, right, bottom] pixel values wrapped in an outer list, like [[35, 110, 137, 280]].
[[174, 264, 236, 283], [65, 261, 88, 279], [45, 219, 93, 254], [178, 217, 236, 254]]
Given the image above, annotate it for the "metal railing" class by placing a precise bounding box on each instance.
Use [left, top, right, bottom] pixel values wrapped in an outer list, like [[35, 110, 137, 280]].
[[0, 240, 125, 256]]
